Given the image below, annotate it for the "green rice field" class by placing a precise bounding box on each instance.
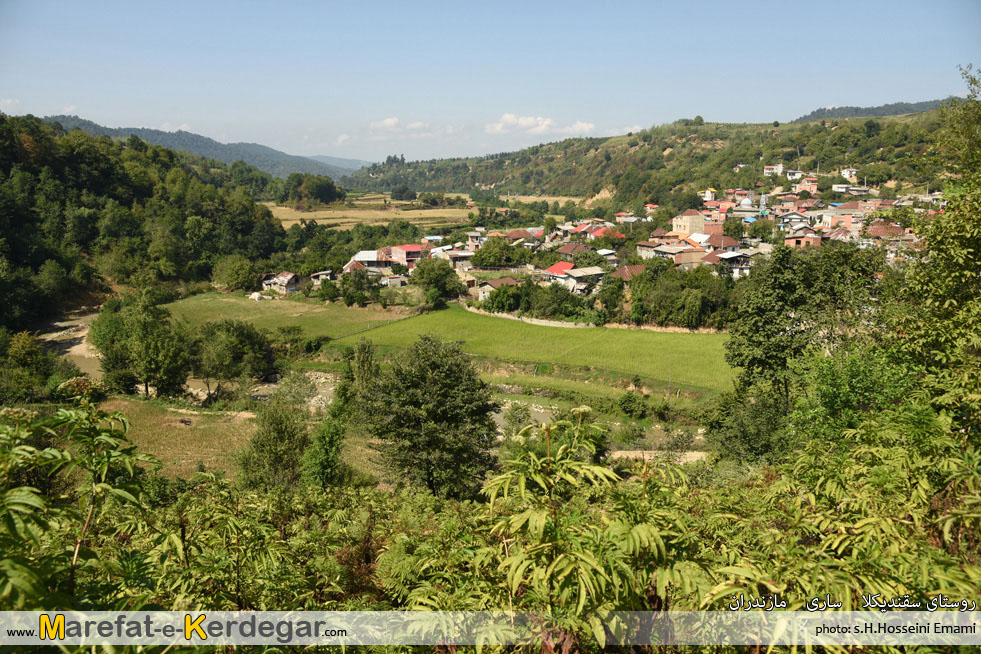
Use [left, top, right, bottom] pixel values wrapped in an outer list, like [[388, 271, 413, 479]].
[[162, 295, 734, 393], [335, 305, 733, 392]]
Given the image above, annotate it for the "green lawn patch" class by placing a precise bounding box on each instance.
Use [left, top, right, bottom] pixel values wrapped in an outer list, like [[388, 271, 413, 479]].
[[164, 292, 405, 340], [334, 304, 734, 392]]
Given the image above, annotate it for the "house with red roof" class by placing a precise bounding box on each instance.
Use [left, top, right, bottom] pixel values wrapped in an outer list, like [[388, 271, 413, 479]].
[[610, 264, 645, 281], [793, 176, 819, 195], [543, 260, 575, 281], [704, 234, 740, 252], [476, 276, 520, 301], [556, 243, 593, 260], [586, 226, 626, 240], [866, 220, 905, 241], [504, 229, 533, 242], [390, 243, 431, 269]]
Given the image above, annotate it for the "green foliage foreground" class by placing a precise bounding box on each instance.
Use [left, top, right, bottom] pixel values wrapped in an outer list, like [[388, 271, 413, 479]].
[[2, 362, 979, 650]]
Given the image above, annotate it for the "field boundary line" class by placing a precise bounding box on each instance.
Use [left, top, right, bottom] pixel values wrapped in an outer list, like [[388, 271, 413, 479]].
[[331, 311, 425, 341], [461, 303, 727, 334]]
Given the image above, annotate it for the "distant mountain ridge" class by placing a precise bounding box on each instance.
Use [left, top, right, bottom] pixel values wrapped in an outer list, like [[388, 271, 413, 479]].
[[792, 98, 951, 122], [42, 115, 365, 179], [308, 154, 374, 170]]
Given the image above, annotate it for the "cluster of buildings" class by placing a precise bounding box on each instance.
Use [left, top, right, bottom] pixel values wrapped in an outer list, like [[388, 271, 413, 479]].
[[256, 166, 940, 300]]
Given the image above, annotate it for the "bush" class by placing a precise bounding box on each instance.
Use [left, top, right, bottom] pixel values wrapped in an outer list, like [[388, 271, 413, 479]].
[[704, 386, 788, 461], [239, 397, 310, 490], [212, 254, 258, 291], [103, 369, 138, 395], [302, 416, 344, 489], [617, 391, 648, 418], [317, 281, 340, 302]]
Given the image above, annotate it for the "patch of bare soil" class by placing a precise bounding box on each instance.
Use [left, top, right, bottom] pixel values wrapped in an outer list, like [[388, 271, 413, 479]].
[[585, 187, 614, 207], [610, 450, 707, 464], [166, 407, 256, 422]]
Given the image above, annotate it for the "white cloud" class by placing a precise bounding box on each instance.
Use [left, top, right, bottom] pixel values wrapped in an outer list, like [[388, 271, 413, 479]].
[[0, 98, 21, 113], [62, 104, 77, 113], [406, 121, 427, 130], [485, 113, 595, 136], [619, 124, 643, 134], [370, 116, 400, 130], [336, 133, 351, 145], [555, 120, 597, 135], [159, 121, 191, 132]]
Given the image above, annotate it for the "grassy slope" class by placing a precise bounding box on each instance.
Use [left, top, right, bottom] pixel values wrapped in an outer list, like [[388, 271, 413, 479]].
[[163, 295, 733, 392], [102, 398, 253, 479], [164, 292, 404, 340], [334, 304, 733, 392], [343, 112, 942, 203]]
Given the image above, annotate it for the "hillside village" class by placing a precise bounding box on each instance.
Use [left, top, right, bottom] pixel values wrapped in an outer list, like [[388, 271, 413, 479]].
[[257, 163, 942, 304]]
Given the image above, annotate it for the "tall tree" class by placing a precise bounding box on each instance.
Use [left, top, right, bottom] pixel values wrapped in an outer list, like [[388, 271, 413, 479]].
[[410, 257, 465, 308], [361, 335, 498, 499], [725, 246, 813, 411], [240, 396, 309, 491]]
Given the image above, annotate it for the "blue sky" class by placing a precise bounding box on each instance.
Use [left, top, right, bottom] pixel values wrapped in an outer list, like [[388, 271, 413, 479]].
[[1, 0, 979, 161]]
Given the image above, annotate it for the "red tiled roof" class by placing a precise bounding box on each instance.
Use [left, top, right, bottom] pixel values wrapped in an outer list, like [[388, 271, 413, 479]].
[[505, 229, 532, 239], [394, 244, 422, 251], [544, 261, 575, 276], [867, 220, 904, 238], [705, 234, 740, 249], [611, 264, 645, 281], [486, 276, 519, 289], [590, 226, 626, 238], [678, 209, 702, 217], [557, 243, 592, 255], [702, 251, 722, 264]]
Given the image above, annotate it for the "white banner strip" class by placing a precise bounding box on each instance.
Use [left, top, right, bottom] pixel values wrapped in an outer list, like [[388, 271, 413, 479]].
[[0, 611, 978, 646]]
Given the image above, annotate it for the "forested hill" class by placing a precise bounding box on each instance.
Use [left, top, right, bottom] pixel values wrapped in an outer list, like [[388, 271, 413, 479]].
[[792, 98, 950, 123], [343, 110, 944, 211], [42, 115, 357, 179], [0, 114, 293, 328]]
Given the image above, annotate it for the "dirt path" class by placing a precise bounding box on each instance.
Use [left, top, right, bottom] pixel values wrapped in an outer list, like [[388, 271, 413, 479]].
[[36, 309, 102, 377]]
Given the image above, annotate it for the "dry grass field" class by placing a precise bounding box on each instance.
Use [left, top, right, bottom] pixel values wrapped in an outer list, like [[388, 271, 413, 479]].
[[102, 398, 255, 479], [263, 191, 586, 231], [514, 194, 582, 205], [263, 201, 473, 230]]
